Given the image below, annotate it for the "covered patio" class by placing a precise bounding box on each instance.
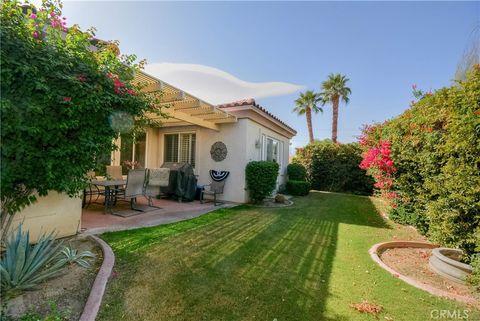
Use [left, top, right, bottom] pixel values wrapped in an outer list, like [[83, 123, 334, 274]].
[[81, 197, 236, 235]]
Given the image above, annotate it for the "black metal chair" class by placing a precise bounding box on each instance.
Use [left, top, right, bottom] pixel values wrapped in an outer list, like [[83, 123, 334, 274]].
[[200, 170, 229, 206], [82, 171, 104, 208]]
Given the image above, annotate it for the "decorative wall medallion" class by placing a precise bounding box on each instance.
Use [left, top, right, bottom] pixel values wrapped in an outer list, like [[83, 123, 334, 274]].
[[210, 141, 228, 162]]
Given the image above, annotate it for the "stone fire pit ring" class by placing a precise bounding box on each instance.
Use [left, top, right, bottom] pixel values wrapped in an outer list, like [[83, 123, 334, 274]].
[[429, 248, 473, 284], [369, 241, 477, 305]]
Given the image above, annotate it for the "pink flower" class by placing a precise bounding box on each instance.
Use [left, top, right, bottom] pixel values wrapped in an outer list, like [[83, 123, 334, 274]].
[[77, 74, 87, 82], [50, 19, 58, 28], [30, 13, 37, 19], [32, 31, 39, 38], [50, 11, 56, 17], [412, 84, 417, 90], [126, 88, 137, 96], [114, 78, 125, 94], [106, 72, 113, 79], [63, 97, 72, 102]]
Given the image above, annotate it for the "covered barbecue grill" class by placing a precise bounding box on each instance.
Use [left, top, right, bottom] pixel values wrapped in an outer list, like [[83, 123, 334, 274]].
[[160, 162, 197, 201]]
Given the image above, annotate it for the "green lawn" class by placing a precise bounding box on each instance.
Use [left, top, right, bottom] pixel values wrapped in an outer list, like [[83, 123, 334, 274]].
[[98, 192, 479, 321]]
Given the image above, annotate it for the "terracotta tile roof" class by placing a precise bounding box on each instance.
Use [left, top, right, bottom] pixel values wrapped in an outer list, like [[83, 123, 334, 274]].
[[217, 98, 296, 134]]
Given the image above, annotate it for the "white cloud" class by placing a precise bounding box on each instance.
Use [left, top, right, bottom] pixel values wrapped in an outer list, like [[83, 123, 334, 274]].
[[144, 63, 304, 105]]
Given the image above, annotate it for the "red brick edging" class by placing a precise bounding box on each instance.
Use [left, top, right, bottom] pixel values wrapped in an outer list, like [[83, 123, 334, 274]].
[[79, 235, 115, 321], [369, 241, 478, 306]]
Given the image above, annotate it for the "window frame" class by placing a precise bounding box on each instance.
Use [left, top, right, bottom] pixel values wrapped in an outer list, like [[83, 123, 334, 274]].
[[262, 134, 283, 167], [163, 131, 196, 168]]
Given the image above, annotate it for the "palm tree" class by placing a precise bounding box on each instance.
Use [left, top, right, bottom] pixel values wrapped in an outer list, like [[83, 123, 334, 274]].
[[293, 90, 323, 143], [320, 74, 351, 143]]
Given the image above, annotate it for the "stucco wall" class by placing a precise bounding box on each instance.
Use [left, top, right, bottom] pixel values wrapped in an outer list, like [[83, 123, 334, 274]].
[[196, 121, 248, 203], [10, 191, 82, 243], [145, 118, 291, 203]]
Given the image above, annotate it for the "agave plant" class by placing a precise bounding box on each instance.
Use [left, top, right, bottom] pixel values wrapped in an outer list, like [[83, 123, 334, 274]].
[[0, 225, 66, 294], [59, 246, 95, 268]]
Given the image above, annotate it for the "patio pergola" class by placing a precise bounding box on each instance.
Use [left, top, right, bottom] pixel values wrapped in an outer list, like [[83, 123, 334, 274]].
[[134, 71, 237, 131]]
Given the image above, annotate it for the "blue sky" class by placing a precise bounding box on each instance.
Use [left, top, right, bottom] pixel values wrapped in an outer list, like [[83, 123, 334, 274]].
[[60, 1, 478, 151]]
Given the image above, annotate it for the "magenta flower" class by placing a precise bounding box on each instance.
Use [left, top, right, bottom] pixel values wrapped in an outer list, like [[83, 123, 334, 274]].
[[63, 97, 72, 102], [30, 13, 37, 19], [32, 31, 39, 38], [77, 74, 87, 82]]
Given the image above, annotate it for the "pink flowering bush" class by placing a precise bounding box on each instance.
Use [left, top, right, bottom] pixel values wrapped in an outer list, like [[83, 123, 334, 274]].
[[359, 68, 480, 285], [1, 0, 165, 234], [359, 139, 397, 203]]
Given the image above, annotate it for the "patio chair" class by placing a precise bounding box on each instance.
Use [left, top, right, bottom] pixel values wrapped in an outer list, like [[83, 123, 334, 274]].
[[112, 169, 148, 212], [144, 168, 170, 207], [200, 170, 229, 206], [106, 165, 123, 180], [82, 171, 104, 208]]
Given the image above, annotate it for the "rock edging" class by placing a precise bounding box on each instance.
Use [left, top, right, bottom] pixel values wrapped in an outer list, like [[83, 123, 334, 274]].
[[79, 235, 115, 321], [369, 241, 477, 306]]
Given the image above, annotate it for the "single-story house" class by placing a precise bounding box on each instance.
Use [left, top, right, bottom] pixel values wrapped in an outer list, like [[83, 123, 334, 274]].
[[12, 70, 296, 240]]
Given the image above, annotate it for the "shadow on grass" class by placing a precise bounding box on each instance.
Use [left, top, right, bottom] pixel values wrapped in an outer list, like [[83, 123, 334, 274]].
[[98, 191, 389, 321]]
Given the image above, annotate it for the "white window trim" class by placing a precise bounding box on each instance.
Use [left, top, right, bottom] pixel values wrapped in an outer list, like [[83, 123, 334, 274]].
[[164, 131, 196, 167]]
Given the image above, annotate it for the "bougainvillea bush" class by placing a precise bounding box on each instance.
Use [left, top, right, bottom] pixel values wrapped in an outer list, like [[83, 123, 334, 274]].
[[293, 140, 374, 195], [359, 67, 480, 275], [0, 0, 162, 234]]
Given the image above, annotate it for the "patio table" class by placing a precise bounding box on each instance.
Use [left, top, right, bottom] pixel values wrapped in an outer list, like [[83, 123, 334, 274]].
[[91, 179, 126, 213]]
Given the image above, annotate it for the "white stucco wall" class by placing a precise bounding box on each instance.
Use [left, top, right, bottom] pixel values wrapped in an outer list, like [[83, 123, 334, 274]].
[[10, 191, 82, 243], [144, 117, 291, 203]]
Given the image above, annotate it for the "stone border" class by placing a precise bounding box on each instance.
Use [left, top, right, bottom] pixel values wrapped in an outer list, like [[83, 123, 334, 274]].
[[369, 241, 478, 306], [79, 235, 115, 321], [253, 199, 294, 208]]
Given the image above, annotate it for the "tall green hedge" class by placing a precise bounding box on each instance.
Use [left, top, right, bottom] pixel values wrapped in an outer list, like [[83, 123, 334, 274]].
[[360, 67, 480, 282], [245, 161, 279, 203], [293, 141, 374, 195]]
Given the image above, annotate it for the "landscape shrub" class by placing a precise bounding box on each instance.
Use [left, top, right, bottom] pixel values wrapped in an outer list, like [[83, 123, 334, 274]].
[[286, 180, 311, 196], [287, 163, 307, 181], [359, 67, 480, 283], [245, 161, 279, 203], [293, 140, 374, 195], [0, 0, 163, 240]]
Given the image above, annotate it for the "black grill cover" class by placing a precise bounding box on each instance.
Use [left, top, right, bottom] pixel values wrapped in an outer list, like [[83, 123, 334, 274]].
[[160, 162, 197, 201]]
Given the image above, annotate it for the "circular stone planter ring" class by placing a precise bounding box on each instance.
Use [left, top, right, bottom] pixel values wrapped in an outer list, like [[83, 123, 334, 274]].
[[429, 248, 473, 284], [369, 241, 478, 306]]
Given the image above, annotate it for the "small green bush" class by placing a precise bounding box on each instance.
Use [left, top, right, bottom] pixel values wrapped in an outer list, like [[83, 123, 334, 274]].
[[287, 163, 307, 181], [245, 161, 279, 203], [286, 180, 311, 196]]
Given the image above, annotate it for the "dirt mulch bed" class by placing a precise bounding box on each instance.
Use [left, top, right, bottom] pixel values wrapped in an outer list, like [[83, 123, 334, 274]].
[[5, 234, 102, 320], [380, 247, 479, 305]]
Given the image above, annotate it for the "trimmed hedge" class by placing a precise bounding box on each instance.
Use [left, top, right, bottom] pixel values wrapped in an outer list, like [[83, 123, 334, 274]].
[[293, 141, 374, 195], [360, 66, 480, 285], [286, 180, 311, 196], [245, 161, 279, 203], [287, 163, 307, 181]]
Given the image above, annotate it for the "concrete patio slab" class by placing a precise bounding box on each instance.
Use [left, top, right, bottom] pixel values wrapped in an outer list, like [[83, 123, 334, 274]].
[[81, 197, 237, 234]]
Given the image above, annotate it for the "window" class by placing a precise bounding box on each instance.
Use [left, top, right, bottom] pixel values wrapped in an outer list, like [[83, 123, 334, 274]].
[[164, 133, 196, 167], [264, 136, 281, 164], [120, 132, 146, 174]]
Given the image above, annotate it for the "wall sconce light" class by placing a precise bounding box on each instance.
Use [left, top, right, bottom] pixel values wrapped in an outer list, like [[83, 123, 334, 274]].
[[255, 139, 261, 149]]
